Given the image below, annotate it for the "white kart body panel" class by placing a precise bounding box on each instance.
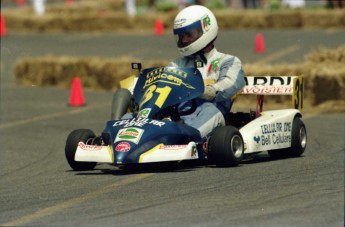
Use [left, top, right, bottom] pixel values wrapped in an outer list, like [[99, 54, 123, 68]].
[[74, 141, 198, 164], [240, 109, 300, 154], [75, 142, 114, 163], [138, 142, 198, 163]]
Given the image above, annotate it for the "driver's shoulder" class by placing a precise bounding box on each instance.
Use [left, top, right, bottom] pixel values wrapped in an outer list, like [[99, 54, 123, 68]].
[[169, 56, 195, 68]]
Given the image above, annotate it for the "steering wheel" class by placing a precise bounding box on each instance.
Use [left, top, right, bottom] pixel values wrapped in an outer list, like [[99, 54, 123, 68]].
[[178, 99, 197, 116], [154, 99, 197, 121]]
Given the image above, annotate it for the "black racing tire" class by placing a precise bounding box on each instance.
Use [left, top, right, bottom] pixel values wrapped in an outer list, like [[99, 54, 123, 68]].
[[207, 126, 244, 167], [268, 117, 307, 159], [65, 129, 97, 171]]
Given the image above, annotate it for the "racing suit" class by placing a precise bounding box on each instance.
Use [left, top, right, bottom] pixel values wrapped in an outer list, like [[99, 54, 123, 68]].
[[168, 47, 246, 138]]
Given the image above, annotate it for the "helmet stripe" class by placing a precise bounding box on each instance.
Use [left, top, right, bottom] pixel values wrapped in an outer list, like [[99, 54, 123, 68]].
[[173, 20, 202, 35]]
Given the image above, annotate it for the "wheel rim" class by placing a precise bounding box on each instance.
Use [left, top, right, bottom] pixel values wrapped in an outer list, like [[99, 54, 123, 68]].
[[300, 126, 307, 148], [231, 135, 243, 158]]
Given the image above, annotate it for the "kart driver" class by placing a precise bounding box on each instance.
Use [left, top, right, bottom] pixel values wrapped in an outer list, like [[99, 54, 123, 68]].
[[168, 5, 246, 138]]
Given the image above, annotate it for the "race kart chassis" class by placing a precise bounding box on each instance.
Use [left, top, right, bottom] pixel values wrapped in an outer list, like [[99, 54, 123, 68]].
[[65, 64, 307, 171]]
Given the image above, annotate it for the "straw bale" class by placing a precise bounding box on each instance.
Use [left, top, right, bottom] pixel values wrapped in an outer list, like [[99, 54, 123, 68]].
[[266, 11, 301, 28], [215, 11, 276, 29], [314, 100, 345, 113], [236, 11, 268, 28], [301, 9, 345, 28], [305, 45, 345, 63], [13, 45, 345, 107], [14, 56, 169, 91]]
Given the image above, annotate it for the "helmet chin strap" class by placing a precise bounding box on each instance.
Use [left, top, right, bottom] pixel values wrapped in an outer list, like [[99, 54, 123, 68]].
[[190, 37, 217, 64], [194, 51, 208, 64], [192, 44, 214, 64]]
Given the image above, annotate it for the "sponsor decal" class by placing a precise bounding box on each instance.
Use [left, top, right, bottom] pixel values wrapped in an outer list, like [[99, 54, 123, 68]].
[[243, 76, 295, 94], [146, 67, 187, 79], [253, 136, 260, 144], [113, 118, 165, 127], [242, 86, 293, 94], [137, 108, 151, 118], [158, 144, 197, 157], [208, 58, 220, 73], [253, 136, 261, 148], [114, 127, 144, 144], [246, 76, 293, 86], [78, 142, 102, 151], [115, 142, 131, 152], [260, 122, 291, 134], [159, 145, 188, 150], [202, 15, 211, 31], [144, 71, 194, 89], [257, 122, 292, 146], [174, 19, 186, 28], [260, 134, 291, 146]]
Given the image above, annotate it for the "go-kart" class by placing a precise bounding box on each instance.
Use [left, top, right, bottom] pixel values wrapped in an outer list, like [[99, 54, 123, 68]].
[[65, 63, 307, 171]]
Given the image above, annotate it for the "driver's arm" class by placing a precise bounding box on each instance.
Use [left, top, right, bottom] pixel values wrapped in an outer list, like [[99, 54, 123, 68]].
[[211, 56, 246, 102]]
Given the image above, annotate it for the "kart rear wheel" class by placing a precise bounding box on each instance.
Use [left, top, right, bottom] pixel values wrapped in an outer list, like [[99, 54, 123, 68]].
[[207, 126, 244, 167], [268, 117, 307, 159], [65, 129, 97, 171]]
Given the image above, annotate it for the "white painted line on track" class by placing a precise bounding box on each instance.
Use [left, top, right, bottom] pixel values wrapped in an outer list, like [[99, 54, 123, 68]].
[[256, 44, 300, 64]]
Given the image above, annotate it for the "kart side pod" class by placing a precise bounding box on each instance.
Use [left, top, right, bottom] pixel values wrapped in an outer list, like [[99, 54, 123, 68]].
[[240, 109, 302, 154]]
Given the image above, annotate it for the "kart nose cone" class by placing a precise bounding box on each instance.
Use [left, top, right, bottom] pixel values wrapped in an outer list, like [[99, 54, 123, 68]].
[[114, 152, 127, 164], [113, 141, 133, 164]]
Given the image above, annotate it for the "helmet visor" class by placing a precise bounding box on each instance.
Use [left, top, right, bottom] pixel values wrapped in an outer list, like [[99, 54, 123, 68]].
[[173, 20, 203, 48]]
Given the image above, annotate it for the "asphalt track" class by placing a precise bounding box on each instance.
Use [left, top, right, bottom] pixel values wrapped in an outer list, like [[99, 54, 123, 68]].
[[1, 29, 344, 226]]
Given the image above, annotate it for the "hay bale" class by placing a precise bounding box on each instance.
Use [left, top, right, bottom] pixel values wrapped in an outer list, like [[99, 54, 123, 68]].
[[304, 62, 345, 104], [301, 9, 345, 28], [304, 45, 345, 63], [266, 11, 301, 28], [14, 56, 168, 91], [13, 45, 345, 107]]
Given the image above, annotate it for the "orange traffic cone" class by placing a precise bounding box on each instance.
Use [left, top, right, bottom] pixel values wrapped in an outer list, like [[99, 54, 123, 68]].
[[0, 15, 7, 37], [65, 0, 73, 6], [69, 77, 86, 107], [254, 33, 265, 53], [154, 19, 164, 36], [15, 0, 25, 7]]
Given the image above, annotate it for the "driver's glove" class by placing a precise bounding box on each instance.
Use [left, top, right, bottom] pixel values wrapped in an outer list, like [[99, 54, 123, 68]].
[[200, 85, 216, 101]]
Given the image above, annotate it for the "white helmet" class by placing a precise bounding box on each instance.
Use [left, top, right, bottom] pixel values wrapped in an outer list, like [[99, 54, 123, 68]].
[[173, 5, 218, 57]]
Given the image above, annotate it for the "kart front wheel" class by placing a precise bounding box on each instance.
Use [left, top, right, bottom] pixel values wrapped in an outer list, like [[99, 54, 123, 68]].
[[268, 117, 307, 159], [65, 129, 97, 171], [207, 126, 244, 167]]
